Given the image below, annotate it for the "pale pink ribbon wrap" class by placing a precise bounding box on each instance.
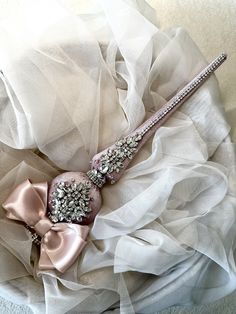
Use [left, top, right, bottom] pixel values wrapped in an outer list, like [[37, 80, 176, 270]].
[[2, 180, 90, 273]]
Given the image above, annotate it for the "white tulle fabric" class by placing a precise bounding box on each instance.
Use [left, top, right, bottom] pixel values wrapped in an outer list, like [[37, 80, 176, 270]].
[[0, 0, 236, 313]]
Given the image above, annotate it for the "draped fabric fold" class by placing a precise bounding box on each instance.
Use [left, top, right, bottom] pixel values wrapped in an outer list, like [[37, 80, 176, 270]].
[[0, 0, 235, 313]]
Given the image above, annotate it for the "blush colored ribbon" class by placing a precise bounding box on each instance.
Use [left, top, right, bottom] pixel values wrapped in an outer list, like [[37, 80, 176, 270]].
[[2, 179, 89, 273]]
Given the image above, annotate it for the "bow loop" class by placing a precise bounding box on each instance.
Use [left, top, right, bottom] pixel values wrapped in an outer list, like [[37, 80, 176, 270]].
[[3, 180, 48, 226], [2, 180, 89, 273], [40, 223, 89, 272]]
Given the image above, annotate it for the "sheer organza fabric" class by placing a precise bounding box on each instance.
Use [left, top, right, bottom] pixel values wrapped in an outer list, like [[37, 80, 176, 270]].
[[0, 0, 236, 313]]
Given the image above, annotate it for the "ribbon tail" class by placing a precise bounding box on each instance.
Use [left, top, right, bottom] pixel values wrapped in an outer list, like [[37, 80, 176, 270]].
[[55, 238, 88, 273], [38, 239, 88, 273], [38, 245, 55, 271]]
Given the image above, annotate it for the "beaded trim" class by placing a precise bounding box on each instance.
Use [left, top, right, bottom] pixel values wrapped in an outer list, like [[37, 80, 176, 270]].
[[25, 225, 41, 245]]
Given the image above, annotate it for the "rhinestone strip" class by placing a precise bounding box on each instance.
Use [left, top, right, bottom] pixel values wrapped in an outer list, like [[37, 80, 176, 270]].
[[25, 225, 41, 245], [49, 180, 92, 223], [86, 169, 106, 188], [139, 53, 227, 137]]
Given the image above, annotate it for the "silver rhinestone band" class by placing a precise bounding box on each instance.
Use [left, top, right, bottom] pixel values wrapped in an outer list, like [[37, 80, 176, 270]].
[[25, 225, 41, 245], [86, 169, 106, 188], [140, 53, 227, 136]]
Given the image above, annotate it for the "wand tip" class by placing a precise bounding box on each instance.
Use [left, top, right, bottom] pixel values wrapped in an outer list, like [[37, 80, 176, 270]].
[[220, 52, 227, 60]]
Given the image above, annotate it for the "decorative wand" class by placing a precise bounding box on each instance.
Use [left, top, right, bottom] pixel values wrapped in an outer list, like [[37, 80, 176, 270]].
[[2, 53, 227, 272]]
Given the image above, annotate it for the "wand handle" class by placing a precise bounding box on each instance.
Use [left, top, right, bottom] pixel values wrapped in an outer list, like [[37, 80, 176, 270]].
[[87, 53, 227, 187], [135, 53, 227, 141]]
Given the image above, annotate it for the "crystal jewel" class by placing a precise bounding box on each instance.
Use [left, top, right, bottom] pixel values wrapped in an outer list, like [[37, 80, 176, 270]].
[[49, 181, 92, 223], [99, 133, 142, 175]]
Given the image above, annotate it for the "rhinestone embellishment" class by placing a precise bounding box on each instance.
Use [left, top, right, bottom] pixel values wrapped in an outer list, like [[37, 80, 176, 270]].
[[87, 133, 142, 187], [99, 133, 142, 174], [25, 225, 41, 245], [49, 181, 92, 223]]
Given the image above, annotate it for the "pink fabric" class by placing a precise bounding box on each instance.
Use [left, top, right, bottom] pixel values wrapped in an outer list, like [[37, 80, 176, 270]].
[[2, 179, 89, 273]]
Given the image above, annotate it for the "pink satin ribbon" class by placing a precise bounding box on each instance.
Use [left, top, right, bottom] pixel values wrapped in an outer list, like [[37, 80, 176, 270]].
[[2, 179, 89, 273]]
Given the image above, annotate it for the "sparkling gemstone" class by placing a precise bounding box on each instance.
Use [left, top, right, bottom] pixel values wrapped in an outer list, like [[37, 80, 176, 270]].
[[57, 189, 65, 198], [49, 180, 93, 223], [99, 165, 109, 174]]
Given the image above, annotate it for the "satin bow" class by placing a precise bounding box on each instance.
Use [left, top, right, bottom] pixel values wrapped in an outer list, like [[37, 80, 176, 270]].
[[2, 179, 89, 273]]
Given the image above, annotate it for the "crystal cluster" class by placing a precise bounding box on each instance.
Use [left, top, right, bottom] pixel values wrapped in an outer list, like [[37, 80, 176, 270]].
[[49, 180, 92, 223], [87, 133, 143, 187], [99, 133, 142, 175]]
